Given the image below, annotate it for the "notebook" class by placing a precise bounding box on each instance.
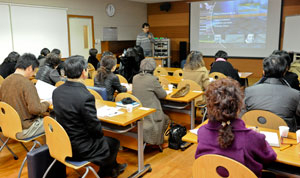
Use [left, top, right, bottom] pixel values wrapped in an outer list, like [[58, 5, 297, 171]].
[[260, 131, 280, 147]]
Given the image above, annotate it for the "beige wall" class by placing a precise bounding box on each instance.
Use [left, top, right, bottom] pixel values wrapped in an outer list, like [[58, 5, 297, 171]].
[[0, 0, 147, 52]]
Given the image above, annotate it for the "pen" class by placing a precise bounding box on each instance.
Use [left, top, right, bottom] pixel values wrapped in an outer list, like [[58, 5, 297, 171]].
[[280, 144, 292, 151]]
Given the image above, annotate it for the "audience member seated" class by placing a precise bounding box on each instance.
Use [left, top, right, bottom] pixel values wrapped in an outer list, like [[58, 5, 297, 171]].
[[36, 53, 66, 85], [94, 55, 127, 101], [52, 55, 126, 177], [244, 55, 300, 132], [88, 48, 99, 69], [0, 51, 20, 78], [195, 78, 276, 178], [132, 58, 170, 146], [272, 50, 300, 91], [0, 53, 50, 139], [119, 47, 141, 83], [97, 51, 114, 69], [183, 51, 209, 91], [37, 47, 50, 65], [210, 50, 244, 86], [51, 48, 65, 76]]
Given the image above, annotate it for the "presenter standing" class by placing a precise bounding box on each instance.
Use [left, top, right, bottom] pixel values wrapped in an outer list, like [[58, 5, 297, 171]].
[[136, 23, 155, 57]]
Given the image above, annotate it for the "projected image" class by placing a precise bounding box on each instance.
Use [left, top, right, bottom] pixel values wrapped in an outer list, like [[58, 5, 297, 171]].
[[199, 0, 268, 49]]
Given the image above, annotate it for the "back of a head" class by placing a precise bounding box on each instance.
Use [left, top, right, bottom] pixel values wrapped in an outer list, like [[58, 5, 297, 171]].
[[134, 46, 145, 60], [102, 51, 113, 58], [41, 48, 50, 56], [215, 50, 228, 60], [272, 50, 292, 67], [263, 55, 287, 78], [45, 53, 61, 68], [142, 22, 150, 28], [97, 55, 117, 82], [3, 51, 20, 64], [125, 48, 138, 58], [89, 48, 98, 57], [185, 51, 205, 70], [140, 58, 156, 74], [205, 78, 244, 149], [64, 55, 87, 79], [15, 53, 39, 70], [51, 48, 61, 56]]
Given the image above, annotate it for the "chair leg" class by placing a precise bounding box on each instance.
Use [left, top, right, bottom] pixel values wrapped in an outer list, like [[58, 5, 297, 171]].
[[18, 141, 39, 178], [42, 159, 57, 178], [82, 167, 90, 178], [20, 142, 29, 152], [88, 166, 100, 178], [0, 137, 18, 160]]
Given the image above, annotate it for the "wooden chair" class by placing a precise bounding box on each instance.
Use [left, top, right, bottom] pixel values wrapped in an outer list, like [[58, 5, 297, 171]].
[[116, 74, 128, 84], [0, 102, 43, 178], [88, 63, 95, 79], [115, 93, 142, 106], [209, 72, 227, 80], [158, 76, 170, 88], [55, 81, 65, 87], [84, 79, 94, 87], [31, 78, 38, 85], [173, 69, 183, 78], [178, 79, 207, 122], [241, 110, 287, 129], [0, 75, 4, 85], [42, 116, 99, 178], [193, 154, 256, 178], [88, 88, 103, 101], [154, 67, 168, 77]]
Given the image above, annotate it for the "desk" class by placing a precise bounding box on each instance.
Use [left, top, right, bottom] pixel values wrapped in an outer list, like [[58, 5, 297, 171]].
[[239, 72, 253, 87], [161, 75, 182, 85], [162, 90, 203, 129], [96, 100, 156, 178], [162, 67, 181, 75], [182, 122, 300, 168]]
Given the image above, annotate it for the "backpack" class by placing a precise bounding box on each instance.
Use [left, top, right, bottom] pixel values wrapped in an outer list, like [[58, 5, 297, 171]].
[[165, 123, 187, 150]]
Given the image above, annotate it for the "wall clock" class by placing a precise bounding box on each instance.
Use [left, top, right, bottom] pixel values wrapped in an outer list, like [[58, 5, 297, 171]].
[[106, 4, 115, 17]]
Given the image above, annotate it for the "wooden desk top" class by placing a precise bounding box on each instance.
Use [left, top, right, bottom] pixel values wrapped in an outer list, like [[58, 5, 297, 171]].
[[96, 100, 156, 126], [182, 121, 300, 167], [163, 89, 204, 103], [161, 75, 182, 84], [145, 56, 170, 60], [239, 72, 253, 79], [162, 67, 181, 74]]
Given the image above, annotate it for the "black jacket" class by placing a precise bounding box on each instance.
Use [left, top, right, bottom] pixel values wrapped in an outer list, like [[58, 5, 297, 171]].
[[35, 64, 64, 85], [284, 71, 300, 91], [88, 56, 99, 69], [53, 81, 110, 162], [94, 73, 127, 101], [0, 62, 16, 78], [210, 61, 244, 86]]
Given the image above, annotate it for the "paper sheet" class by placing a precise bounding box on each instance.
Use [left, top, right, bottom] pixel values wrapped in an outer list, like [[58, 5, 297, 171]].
[[35, 80, 56, 101], [97, 105, 124, 117], [190, 128, 199, 135], [260, 131, 280, 147]]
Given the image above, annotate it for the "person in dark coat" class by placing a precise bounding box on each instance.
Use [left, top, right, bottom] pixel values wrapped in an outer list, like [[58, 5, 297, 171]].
[[88, 48, 99, 69], [272, 50, 300, 91], [0, 51, 20, 78], [210, 50, 244, 86], [52, 55, 127, 177], [94, 55, 127, 101]]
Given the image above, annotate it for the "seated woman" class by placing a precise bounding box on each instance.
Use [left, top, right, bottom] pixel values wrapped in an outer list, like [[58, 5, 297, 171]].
[[88, 48, 99, 70], [183, 51, 209, 105], [94, 55, 127, 101], [132, 58, 170, 146], [0, 51, 20, 78], [36, 53, 65, 85], [195, 78, 276, 178]]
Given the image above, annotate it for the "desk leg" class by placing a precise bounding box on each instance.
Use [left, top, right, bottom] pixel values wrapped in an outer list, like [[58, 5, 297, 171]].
[[190, 100, 195, 129], [128, 119, 151, 178]]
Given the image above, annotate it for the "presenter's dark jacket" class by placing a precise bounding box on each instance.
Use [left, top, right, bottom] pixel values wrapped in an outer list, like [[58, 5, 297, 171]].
[[52, 81, 110, 163], [210, 61, 244, 86], [284, 71, 300, 91]]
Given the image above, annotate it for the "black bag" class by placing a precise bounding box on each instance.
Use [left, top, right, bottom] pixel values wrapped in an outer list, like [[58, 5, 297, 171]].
[[165, 123, 187, 150]]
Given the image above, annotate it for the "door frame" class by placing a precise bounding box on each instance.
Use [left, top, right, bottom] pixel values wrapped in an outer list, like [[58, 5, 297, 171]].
[[67, 14, 95, 56]]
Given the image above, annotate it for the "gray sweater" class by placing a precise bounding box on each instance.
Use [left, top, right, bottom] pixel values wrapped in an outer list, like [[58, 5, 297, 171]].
[[136, 32, 155, 53]]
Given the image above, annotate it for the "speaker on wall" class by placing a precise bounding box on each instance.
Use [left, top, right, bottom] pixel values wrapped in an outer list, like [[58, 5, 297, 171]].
[[160, 2, 171, 12], [179, 41, 187, 61]]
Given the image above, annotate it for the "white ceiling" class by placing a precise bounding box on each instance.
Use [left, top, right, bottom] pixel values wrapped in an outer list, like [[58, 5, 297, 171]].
[[128, 0, 182, 3]]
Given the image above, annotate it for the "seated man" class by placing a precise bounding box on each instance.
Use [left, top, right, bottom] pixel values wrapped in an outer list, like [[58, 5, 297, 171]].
[[210, 50, 244, 86], [244, 55, 300, 132], [0, 53, 50, 139], [52, 55, 126, 177]]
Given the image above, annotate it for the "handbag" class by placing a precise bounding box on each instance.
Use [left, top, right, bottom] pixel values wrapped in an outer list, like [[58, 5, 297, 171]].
[[165, 123, 187, 150], [171, 84, 190, 98]]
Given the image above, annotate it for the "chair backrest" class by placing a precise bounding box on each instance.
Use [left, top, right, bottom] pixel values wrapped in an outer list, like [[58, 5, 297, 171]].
[[178, 79, 204, 106], [31, 78, 38, 85], [87, 63, 95, 79], [209, 72, 227, 80], [115, 93, 142, 106], [173, 69, 183, 77], [116, 74, 128, 84], [158, 76, 170, 88], [43, 116, 72, 164], [0, 75, 4, 85], [154, 67, 168, 77], [88, 88, 103, 101], [0, 102, 23, 140], [193, 154, 256, 178], [87, 86, 107, 100], [84, 79, 94, 87], [55, 81, 65, 87], [241, 110, 287, 129]]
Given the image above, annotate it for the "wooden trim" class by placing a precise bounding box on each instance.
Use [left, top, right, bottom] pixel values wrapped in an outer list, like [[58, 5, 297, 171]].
[[67, 14, 95, 56], [83, 25, 88, 49]]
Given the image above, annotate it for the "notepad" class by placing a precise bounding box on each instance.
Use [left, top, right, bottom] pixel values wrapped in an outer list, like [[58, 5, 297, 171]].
[[260, 131, 280, 147], [97, 106, 124, 117], [35, 80, 56, 101]]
